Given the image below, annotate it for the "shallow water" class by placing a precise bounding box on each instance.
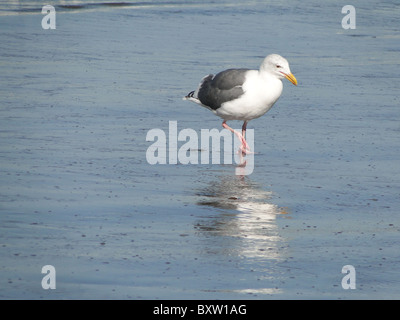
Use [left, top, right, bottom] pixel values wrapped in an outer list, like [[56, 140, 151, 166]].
[[1, 1, 400, 299]]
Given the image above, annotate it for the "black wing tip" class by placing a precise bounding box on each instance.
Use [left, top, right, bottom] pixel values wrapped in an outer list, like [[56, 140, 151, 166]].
[[185, 90, 195, 98]]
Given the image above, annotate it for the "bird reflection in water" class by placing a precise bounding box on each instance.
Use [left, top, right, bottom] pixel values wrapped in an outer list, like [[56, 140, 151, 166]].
[[195, 173, 288, 261]]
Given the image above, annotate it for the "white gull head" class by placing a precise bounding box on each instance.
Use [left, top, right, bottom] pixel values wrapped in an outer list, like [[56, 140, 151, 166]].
[[260, 54, 298, 86]]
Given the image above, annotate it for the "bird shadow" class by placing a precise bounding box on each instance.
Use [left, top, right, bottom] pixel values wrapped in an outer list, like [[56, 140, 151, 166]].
[[193, 173, 289, 260]]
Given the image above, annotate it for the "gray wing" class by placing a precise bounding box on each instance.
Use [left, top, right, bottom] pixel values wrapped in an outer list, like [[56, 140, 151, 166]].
[[197, 68, 249, 110]]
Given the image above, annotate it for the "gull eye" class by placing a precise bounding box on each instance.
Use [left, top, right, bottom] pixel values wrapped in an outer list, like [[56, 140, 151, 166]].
[[276, 64, 282, 68]]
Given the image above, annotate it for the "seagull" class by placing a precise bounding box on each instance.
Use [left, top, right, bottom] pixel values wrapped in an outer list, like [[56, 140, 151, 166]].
[[184, 54, 297, 154]]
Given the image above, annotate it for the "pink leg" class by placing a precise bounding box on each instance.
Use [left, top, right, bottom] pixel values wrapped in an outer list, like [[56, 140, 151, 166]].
[[222, 121, 251, 154], [242, 121, 248, 147], [241, 121, 252, 153], [242, 121, 247, 138], [240, 121, 251, 154]]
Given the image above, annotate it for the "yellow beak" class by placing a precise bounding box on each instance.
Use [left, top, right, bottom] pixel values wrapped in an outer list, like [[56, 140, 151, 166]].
[[285, 73, 298, 86]]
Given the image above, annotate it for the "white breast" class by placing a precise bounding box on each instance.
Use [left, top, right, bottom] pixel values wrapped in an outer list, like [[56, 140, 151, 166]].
[[214, 70, 283, 121]]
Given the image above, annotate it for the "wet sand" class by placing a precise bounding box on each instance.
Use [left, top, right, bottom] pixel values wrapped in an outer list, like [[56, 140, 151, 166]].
[[1, 1, 400, 299]]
